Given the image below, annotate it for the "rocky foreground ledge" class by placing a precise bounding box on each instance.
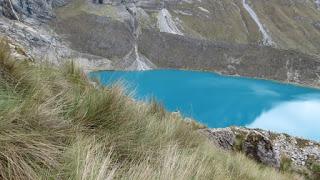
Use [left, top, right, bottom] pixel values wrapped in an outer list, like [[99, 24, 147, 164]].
[[200, 127, 320, 177]]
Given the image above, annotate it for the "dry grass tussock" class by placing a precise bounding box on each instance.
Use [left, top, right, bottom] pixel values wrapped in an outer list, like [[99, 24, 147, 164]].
[[0, 39, 299, 179]]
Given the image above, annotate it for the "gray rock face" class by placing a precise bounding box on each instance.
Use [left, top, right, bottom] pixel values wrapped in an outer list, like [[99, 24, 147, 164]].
[[0, 17, 68, 63], [1, 0, 20, 20], [0, 0, 113, 71], [0, 0, 66, 22], [201, 127, 320, 175], [201, 128, 235, 151]]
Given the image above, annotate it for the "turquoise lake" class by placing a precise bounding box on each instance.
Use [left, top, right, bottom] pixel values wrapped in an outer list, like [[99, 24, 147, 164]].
[[90, 70, 320, 141]]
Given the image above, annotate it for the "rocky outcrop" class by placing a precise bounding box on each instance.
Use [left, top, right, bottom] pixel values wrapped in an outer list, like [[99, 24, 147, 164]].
[[1, 0, 20, 20], [0, 0, 68, 62], [0, 0, 113, 71], [242, 130, 280, 168], [0, 17, 67, 62], [0, 18, 113, 71], [0, 0, 68, 22], [201, 127, 320, 178], [203, 128, 235, 151]]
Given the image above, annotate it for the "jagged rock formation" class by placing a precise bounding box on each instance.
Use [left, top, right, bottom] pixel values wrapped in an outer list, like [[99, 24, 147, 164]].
[[201, 127, 320, 178], [0, 0, 113, 70], [1, 0, 20, 21], [0, 0, 69, 63], [0, 0, 68, 22]]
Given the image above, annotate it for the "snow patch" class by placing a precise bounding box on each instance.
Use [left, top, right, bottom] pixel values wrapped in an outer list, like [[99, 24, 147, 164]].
[[242, 0, 275, 46], [174, 10, 193, 16], [198, 7, 210, 13], [157, 9, 183, 35]]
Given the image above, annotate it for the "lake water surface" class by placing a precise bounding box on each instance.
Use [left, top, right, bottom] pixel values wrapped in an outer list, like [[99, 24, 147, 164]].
[[90, 70, 320, 141]]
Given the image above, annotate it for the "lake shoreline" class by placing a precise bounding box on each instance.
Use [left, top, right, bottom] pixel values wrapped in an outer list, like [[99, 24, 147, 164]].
[[88, 68, 320, 90], [90, 69, 320, 142]]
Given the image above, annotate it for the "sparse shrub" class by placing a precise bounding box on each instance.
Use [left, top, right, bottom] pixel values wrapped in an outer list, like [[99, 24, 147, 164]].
[[185, 118, 207, 130], [280, 155, 293, 172], [311, 163, 320, 179], [148, 97, 166, 118], [234, 133, 246, 152]]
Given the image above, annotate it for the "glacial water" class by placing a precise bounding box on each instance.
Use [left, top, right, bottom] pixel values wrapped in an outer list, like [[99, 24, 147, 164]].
[[90, 70, 320, 141]]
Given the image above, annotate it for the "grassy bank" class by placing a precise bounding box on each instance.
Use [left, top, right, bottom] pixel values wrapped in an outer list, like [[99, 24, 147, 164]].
[[0, 40, 297, 179]]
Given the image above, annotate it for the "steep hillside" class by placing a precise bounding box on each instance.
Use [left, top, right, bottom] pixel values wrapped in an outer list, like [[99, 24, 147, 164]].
[[49, 0, 320, 87], [171, 0, 320, 55], [0, 40, 297, 179], [0, 0, 319, 87], [52, 0, 320, 56]]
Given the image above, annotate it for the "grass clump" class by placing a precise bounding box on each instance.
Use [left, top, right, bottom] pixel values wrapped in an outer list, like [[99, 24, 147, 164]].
[[280, 155, 293, 172], [310, 163, 320, 179], [0, 39, 298, 180]]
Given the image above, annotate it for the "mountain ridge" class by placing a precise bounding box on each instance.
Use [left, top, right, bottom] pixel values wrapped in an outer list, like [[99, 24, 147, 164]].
[[1, 0, 320, 87]]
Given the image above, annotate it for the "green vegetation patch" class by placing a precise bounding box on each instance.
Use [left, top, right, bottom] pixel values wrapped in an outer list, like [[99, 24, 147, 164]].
[[55, 0, 121, 21], [280, 155, 293, 172]]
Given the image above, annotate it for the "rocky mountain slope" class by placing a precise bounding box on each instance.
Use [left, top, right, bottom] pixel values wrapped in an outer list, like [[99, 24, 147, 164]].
[[0, 0, 112, 70], [169, 0, 320, 55], [1, 0, 320, 87]]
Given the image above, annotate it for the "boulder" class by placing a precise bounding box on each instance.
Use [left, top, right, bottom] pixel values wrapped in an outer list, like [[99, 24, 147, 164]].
[[242, 131, 280, 168]]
